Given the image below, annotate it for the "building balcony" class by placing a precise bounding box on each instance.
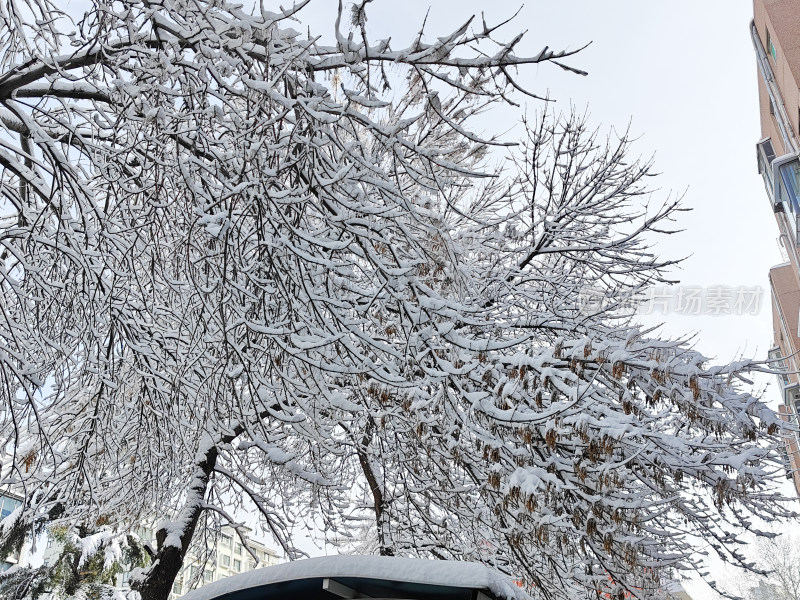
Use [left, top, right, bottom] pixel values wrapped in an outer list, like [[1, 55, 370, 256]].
[[758, 139, 800, 243]]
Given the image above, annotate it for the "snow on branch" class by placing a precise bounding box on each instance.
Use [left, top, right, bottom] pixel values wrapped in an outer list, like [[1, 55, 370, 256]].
[[0, 2, 793, 600]]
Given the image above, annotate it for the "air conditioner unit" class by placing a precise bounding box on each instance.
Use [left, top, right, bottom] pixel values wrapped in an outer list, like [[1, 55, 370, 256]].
[[782, 382, 800, 411], [758, 138, 777, 202]]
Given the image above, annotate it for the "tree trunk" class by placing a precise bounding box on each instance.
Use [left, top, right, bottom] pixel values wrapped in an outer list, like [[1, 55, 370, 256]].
[[356, 422, 394, 556], [133, 445, 219, 600]]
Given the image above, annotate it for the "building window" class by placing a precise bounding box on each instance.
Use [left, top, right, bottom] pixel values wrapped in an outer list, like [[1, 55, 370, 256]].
[[233, 559, 241, 572], [779, 157, 800, 214], [221, 554, 230, 567], [172, 582, 183, 595], [0, 495, 21, 520], [249, 561, 256, 570], [783, 446, 793, 479], [204, 570, 213, 583], [220, 534, 232, 547], [767, 29, 777, 61], [769, 347, 792, 387], [234, 543, 242, 555]]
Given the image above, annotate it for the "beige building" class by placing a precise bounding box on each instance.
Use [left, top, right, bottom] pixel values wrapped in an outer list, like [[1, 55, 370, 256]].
[[663, 580, 695, 600], [753, 0, 800, 495], [166, 525, 282, 597]]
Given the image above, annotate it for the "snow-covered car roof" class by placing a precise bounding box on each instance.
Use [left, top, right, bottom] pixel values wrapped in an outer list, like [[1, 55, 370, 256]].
[[179, 555, 531, 600]]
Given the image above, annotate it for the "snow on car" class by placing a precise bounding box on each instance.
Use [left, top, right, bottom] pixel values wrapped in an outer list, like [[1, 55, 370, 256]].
[[179, 555, 530, 600]]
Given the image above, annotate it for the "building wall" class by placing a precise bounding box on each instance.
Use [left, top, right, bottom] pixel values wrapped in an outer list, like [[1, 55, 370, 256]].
[[769, 262, 800, 495], [771, 263, 800, 491], [755, 0, 800, 151], [759, 76, 786, 156], [755, 0, 800, 495]]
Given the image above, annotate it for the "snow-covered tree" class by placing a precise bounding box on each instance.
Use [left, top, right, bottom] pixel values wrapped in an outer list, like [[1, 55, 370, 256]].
[[719, 534, 800, 600], [0, 2, 794, 600], [0, 526, 147, 600], [324, 109, 795, 599]]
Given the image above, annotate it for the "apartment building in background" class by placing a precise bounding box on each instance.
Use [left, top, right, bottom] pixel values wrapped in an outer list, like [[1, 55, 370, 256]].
[[753, 0, 800, 494], [165, 525, 282, 598], [42, 524, 282, 598]]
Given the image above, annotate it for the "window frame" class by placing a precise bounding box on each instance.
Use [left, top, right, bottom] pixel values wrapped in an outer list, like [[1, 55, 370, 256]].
[[767, 28, 777, 61]]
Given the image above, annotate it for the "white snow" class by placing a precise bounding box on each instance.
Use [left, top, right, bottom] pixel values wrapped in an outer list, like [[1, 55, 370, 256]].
[[179, 555, 531, 600]]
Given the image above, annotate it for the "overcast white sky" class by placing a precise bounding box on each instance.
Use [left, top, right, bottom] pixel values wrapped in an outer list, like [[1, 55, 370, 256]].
[[288, 2, 789, 596]]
